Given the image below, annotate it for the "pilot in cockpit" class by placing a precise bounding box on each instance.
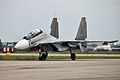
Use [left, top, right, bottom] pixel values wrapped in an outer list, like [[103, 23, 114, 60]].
[[23, 29, 43, 40]]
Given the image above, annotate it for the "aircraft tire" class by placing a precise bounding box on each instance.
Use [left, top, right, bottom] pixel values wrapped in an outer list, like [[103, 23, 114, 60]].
[[71, 53, 76, 60], [39, 56, 44, 61], [42, 52, 48, 60], [38, 52, 48, 61]]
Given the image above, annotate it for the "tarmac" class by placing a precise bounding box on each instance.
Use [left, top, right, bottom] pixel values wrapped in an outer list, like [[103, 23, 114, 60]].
[[0, 59, 120, 80]]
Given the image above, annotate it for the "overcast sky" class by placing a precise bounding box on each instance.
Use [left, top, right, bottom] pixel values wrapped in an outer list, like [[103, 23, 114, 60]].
[[0, 0, 120, 42]]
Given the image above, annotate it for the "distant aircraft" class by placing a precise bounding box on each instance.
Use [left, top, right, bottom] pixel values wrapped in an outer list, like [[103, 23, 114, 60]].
[[1, 42, 16, 53], [15, 17, 118, 60], [87, 41, 118, 51]]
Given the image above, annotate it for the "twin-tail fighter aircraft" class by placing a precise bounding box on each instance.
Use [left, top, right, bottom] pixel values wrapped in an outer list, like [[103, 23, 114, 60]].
[[15, 17, 118, 60]]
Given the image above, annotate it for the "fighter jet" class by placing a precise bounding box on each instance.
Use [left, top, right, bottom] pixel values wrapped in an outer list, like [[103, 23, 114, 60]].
[[15, 17, 118, 60], [87, 40, 118, 51]]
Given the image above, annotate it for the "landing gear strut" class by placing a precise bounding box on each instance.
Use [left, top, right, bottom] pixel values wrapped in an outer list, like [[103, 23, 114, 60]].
[[69, 47, 76, 60], [39, 50, 48, 61], [71, 53, 76, 60]]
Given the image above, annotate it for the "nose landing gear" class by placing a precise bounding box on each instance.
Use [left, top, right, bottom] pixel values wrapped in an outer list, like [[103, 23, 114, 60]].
[[39, 50, 48, 61]]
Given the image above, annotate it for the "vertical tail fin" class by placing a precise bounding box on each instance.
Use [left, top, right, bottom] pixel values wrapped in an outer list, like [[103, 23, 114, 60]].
[[50, 17, 59, 38], [75, 17, 87, 40]]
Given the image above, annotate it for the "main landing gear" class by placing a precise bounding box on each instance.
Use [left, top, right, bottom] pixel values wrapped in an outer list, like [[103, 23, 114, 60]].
[[38, 50, 48, 61], [38, 48, 76, 61], [69, 47, 76, 60], [71, 53, 76, 60]]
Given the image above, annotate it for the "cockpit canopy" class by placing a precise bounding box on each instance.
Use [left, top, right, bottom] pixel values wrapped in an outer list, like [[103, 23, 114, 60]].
[[23, 29, 43, 40]]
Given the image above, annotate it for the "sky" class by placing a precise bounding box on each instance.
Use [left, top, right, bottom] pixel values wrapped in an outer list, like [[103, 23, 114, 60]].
[[0, 0, 120, 42]]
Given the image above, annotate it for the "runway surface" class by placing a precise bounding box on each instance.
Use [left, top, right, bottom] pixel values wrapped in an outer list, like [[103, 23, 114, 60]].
[[0, 59, 120, 80], [0, 53, 120, 56]]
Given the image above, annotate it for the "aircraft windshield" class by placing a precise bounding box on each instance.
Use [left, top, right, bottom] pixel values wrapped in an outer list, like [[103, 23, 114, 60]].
[[23, 29, 43, 40]]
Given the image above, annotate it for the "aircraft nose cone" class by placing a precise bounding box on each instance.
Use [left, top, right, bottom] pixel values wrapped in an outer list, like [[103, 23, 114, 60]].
[[15, 39, 29, 50]]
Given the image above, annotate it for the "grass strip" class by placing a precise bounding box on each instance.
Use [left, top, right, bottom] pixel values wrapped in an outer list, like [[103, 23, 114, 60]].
[[0, 56, 35, 60], [0, 55, 120, 60], [49, 50, 120, 54]]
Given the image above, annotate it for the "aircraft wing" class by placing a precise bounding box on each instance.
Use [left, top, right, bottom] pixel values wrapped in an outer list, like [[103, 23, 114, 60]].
[[33, 40, 85, 46], [34, 39, 118, 45], [86, 40, 118, 43], [33, 39, 118, 47]]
